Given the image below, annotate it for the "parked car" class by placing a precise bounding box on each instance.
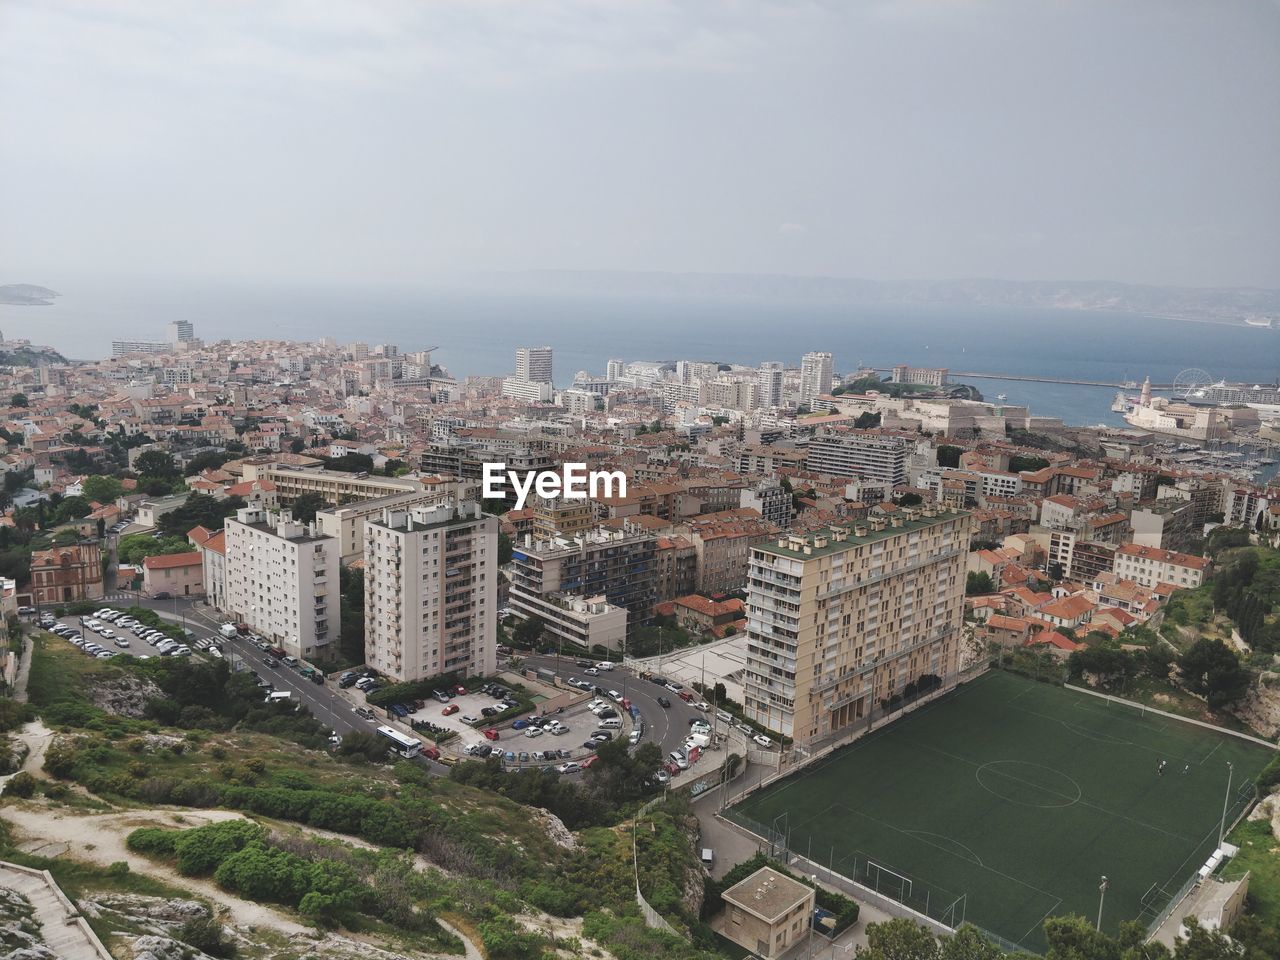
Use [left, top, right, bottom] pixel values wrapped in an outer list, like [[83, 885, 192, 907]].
[[483, 728, 500, 741], [354, 707, 376, 721], [523, 726, 544, 738], [753, 734, 774, 748], [556, 762, 581, 775], [656, 696, 671, 708], [441, 704, 460, 716]]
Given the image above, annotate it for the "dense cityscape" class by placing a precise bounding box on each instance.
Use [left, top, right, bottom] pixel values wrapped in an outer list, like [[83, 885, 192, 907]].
[[3, 2, 1280, 959], [0, 318, 1276, 959]]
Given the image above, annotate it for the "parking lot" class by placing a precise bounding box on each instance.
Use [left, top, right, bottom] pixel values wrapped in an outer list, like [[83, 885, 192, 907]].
[[36, 608, 207, 662]]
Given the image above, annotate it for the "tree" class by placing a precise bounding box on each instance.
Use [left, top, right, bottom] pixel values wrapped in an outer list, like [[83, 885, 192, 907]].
[[1009, 454, 1051, 473], [135, 450, 179, 479], [937, 445, 962, 468], [9, 393, 27, 408], [898, 492, 923, 507], [291, 493, 327, 524], [289, 437, 306, 454], [966, 571, 994, 595], [53, 495, 92, 524], [82, 475, 123, 504], [183, 451, 230, 476], [1178, 638, 1251, 708], [862, 917, 942, 960], [498, 531, 513, 565], [1046, 561, 1065, 581], [513, 615, 544, 649], [854, 411, 881, 429]]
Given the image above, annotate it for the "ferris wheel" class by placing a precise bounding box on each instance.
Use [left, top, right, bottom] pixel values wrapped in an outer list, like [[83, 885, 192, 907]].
[[1172, 368, 1214, 400]]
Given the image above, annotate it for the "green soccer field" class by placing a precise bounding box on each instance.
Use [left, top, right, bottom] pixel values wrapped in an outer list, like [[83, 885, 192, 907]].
[[727, 670, 1274, 954]]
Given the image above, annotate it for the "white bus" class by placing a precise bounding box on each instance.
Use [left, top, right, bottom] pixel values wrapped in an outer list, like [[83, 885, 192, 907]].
[[376, 725, 423, 759]]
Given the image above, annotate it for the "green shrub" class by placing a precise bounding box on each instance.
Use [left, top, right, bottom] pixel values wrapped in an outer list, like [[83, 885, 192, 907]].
[[4, 771, 37, 797], [126, 827, 180, 857], [173, 819, 264, 875]]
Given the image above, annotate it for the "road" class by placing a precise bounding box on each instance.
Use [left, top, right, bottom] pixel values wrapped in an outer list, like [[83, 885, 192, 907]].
[[521, 652, 715, 762], [90, 598, 730, 779]]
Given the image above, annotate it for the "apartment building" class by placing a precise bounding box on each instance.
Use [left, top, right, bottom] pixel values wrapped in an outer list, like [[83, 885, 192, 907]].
[[743, 506, 968, 742], [363, 502, 497, 682], [509, 529, 657, 643], [315, 481, 464, 560], [804, 429, 911, 485], [224, 507, 340, 660], [1113, 543, 1210, 589], [515, 345, 554, 383], [531, 494, 595, 540], [740, 480, 794, 529], [799, 352, 833, 405], [245, 464, 422, 507], [188, 526, 228, 610]]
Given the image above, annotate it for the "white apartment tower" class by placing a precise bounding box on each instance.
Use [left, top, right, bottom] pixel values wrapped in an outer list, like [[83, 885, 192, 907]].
[[757, 361, 784, 408], [515, 346, 554, 384], [224, 507, 340, 661], [799, 352, 834, 405], [364, 501, 498, 682], [606, 358, 625, 381], [167, 320, 195, 344]]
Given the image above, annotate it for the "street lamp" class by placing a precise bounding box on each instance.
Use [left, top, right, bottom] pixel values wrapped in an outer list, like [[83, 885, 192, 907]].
[[1218, 761, 1235, 848], [1096, 876, 1108, 931]]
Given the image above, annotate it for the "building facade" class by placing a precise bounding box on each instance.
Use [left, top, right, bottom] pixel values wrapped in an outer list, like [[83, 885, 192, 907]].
[[804, 430, 910, 485], [29, 542, 104, 606], [364, 502, 498, 682], [743, 507, 968, 741], [799, 351, 833, 405], [224, 507, 340, 660]]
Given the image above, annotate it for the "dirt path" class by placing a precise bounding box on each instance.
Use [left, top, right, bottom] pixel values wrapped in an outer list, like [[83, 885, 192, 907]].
[[0, 719, 55, 794], [0, 804, 311, 935]]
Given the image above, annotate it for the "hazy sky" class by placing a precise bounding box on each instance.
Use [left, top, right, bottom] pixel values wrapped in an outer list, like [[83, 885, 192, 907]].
[[2, 0, 1278, 289]]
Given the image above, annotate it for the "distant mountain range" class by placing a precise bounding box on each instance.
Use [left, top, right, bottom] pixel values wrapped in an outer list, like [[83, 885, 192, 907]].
[[486, 271, 1280, 325], [0, 284, 60, 306]]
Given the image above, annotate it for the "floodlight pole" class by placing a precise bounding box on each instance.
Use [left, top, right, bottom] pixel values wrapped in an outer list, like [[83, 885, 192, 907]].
[[1096, 876, 1108, 931], [1218, 761, 1234, 848]]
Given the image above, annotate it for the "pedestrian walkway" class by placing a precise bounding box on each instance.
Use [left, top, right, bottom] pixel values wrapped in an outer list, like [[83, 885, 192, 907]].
[[0, 861, 114, 960]]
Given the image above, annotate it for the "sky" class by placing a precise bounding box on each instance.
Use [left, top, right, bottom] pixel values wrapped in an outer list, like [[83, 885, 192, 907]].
[[1, 0, 1278, 291]]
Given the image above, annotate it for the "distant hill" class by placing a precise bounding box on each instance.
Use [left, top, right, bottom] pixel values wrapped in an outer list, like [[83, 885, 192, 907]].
[[483, 271, 1280, 325], [0, 283, 60, 305]]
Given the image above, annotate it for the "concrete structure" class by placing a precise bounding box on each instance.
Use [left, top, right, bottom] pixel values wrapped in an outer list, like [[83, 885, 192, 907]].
[[29, 542, 104, 606], [1113, 543, 1209, 590], [799, 351, 833, 405], [515, 345, 554, 383], [188, 526, 228, 610], [743, 507, 968, 741], [890, 364, 948, 387], [315, 482, 462, 560], [718, 867, 814, 960], [247, 464, 422, 507], [135, 494, 192, 528], [740, 480, 794, 529], [532, 494, 595, 541], [224, 507, 340, 660], [141, 551, 204, 598], [805, 429, 911, 485], [364, 502, 497, 682], [512, 592, 628, 653], [501, 377, 556, 403], [509, 529, 656, 639]]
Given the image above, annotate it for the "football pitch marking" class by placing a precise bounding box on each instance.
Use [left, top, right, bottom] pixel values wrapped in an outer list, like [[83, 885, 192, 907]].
[[974, 760, 1083, 809]]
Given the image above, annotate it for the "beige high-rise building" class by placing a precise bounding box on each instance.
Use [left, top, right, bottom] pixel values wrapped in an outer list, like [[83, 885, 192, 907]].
[[531, 494, 594, 541], [364, 502, 498, 682], [744, 506, 968, 742], [799, 351, 833, 405], [224, 507, 340, 661]]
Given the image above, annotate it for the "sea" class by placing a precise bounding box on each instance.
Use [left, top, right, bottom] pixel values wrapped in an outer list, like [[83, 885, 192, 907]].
[[3, 277, 1277, 430]]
